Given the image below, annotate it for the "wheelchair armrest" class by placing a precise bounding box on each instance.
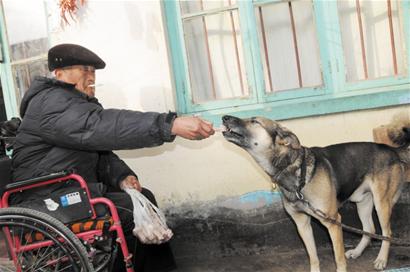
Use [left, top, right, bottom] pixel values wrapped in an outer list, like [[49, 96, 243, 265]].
[[5, 171, 71, 191]]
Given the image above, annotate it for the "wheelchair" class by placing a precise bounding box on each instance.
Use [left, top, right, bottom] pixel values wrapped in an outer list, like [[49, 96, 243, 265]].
[[0, 156, 135, 271]]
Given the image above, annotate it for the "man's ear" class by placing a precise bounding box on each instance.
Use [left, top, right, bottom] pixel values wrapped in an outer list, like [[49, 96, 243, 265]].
[[54, 68, 63, 79], [276, 131, 301, 149]]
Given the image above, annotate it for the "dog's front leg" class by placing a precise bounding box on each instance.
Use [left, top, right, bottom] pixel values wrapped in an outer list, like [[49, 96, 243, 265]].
[[284, 203, 320, 272], [321, 213, 347, 272]]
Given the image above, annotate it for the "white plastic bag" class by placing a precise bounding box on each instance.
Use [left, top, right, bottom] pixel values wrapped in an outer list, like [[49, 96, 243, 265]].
[[124, 188, 173, 244]]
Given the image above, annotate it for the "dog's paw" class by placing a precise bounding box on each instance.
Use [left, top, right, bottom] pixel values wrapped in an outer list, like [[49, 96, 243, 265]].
[[345, 249, 362, 259], [373, 258, 387, 270]]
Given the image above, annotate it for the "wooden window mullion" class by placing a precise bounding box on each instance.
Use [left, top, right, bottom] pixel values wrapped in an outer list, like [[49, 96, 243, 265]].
[[199, 0, 217, 100], [356, 0, 368, 79], [387, 0, 398, 75], [288, 1, 302, 88], [258, 6, 273, 92]]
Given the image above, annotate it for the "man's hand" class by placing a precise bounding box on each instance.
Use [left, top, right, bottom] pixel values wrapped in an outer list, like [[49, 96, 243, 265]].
[[171, 116, 215, 140], [120, 175, 142, 191]]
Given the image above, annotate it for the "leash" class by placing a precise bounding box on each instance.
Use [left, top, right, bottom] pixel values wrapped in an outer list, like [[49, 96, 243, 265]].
[[295, 192, 410, 246]]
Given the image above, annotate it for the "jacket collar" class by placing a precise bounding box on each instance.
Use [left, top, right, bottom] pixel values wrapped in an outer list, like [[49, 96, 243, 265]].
[[20, 77, 100, 117], [49, 77, 99, 103]]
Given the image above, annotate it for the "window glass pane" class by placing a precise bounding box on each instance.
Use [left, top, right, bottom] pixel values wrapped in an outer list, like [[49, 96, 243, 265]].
[[12, 60, 48, 103], [3, 0, 50, 106], [255, 1, 322, 92], [180, 0, 236, 16], [338, 0, 406, 82], [3, 0, 48, 61], [183, 10, 248, 103]]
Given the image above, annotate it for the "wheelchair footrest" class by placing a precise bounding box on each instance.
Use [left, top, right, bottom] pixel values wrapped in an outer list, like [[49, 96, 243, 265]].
[[24, 216, 114, 243], [70, 216, 114, 234]]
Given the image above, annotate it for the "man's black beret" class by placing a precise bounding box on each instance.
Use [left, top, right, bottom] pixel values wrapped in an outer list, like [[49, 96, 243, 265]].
[[48, 43, 106, 71]]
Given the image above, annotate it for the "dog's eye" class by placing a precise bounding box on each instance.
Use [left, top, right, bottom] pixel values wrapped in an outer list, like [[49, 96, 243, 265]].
[[251, 119, 258, 124]]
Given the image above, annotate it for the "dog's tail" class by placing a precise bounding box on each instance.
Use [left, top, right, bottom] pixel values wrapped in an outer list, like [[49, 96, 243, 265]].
[[386, 112, 410, 181], [388, 128, 410, 149], [386, 112, 410, 148]]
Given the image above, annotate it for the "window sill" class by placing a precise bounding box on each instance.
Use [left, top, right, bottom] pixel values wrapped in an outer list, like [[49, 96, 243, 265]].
[[192, 83, 410, 125]]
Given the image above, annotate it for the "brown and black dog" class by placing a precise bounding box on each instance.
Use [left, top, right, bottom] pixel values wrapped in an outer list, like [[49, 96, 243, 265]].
[[222, 115, 410, 272]]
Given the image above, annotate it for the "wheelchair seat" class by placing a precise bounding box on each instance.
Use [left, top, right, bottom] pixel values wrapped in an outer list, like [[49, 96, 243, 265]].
[[1, 164, 113, 234]]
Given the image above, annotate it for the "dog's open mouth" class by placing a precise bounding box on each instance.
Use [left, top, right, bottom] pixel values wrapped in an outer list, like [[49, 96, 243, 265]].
[[222, 125, 244, 139], [221, 121, 248, 148]]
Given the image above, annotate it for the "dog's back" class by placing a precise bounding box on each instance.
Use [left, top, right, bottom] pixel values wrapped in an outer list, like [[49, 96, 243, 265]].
[[311, 142, 402, 202]]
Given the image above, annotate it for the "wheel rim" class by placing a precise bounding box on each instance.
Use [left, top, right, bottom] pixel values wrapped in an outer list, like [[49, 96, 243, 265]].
[[0, 215, 85, 272]]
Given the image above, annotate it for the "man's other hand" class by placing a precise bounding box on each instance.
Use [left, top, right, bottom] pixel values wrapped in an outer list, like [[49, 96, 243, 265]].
[[171, 116, 215, 140], [120, 175, 142, 191]]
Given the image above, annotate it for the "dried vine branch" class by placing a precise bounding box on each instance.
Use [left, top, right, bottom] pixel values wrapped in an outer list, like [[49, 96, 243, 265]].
[[59, 0, 85, 24]]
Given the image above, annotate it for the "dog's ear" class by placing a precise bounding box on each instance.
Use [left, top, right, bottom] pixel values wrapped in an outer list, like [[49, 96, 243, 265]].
[[276, 131, 301, 149]]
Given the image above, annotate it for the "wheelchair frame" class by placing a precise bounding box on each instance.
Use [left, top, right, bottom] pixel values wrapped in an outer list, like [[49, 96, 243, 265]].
[[0, 171, 135, 272]]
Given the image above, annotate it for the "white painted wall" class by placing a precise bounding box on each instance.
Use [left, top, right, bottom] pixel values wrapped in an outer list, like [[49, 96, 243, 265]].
[[3, 0, 48, 44], [45, 0, 410, 208], [47, 0, 175, 112]]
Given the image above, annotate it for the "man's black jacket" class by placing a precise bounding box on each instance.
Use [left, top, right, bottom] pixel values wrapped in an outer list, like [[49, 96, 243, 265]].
[[11, 76, 176, 201]]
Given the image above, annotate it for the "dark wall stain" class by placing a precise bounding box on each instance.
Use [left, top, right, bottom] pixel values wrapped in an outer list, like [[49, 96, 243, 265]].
[[166, 184, 410, 262]]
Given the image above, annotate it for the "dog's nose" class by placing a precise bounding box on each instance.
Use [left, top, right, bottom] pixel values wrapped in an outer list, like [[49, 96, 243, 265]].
[[222, 115, 233, 122]]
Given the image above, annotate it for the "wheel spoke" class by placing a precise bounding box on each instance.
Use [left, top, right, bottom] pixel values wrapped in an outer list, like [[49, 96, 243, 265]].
[[26, 246, 63, 271]]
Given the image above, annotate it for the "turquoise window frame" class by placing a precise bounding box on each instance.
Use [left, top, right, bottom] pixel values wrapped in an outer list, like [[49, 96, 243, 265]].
[[165, 0, 410, 125], [0, 5, 18, 119]]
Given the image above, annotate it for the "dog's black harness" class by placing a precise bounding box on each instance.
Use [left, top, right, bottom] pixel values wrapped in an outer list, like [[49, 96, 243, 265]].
[[274, 147, 308, 203], [295, 148, 307, 200]]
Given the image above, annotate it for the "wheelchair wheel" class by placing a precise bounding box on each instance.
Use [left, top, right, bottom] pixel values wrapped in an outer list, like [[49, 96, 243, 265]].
[[0, 207, 94, 272]]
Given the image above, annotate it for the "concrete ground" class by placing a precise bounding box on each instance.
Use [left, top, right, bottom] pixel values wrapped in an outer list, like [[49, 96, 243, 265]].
[[0, 246, 409, 271], [176, 246, 410, 272]]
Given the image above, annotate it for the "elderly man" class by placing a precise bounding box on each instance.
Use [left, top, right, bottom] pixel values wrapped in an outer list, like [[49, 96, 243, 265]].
[[11, 43, 215, 271]]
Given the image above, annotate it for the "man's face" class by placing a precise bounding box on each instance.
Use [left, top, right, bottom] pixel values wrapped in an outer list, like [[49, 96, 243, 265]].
[[56, 65, 96, 97]]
